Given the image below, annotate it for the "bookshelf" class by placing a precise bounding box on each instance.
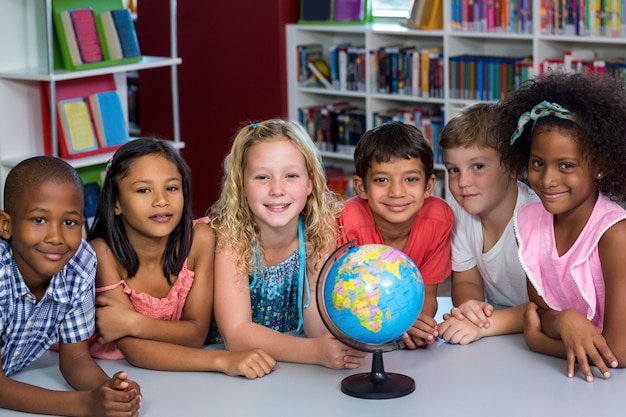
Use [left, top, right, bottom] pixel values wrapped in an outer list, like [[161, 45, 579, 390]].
[[0, 0, 182, 207], [286, 0, 626, 200]]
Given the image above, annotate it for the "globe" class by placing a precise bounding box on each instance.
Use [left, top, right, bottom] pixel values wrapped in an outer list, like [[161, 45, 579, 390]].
[[317, 241, 425, 399]]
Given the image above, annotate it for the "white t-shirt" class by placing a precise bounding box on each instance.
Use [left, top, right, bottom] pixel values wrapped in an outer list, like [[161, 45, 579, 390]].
[[446, 181, 538, 307]]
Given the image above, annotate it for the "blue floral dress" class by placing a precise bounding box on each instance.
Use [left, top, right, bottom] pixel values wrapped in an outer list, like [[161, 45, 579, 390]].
[[249, 249, 301, 332], [207, 249, 303, 344]]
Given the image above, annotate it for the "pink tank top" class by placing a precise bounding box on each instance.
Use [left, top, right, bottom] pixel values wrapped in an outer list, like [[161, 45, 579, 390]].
[[89, 217, 207, 359], [514, 196, 626, 331]]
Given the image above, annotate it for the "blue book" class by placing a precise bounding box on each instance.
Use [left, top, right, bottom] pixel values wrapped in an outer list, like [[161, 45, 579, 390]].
[[88, 91, 129, 148], [110, 8, 140, 58]]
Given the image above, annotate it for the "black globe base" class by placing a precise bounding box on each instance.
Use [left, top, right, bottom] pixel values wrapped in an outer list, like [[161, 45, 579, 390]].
[[340, 351, 415, 399]]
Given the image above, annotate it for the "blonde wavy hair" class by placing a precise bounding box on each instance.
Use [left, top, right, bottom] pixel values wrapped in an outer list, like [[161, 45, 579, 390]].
[[209, 119, 342, 278]]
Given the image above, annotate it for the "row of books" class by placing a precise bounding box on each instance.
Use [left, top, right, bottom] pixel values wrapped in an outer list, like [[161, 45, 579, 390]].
[[540, 53, 626, 81], [371, 105, 445, 165], [450, 0, 533, 33], [55, 7, 140, 71], [540, 0, 626, 37], [298, 102, 367, 155], [373, 46, 444, 98], [448, 55, 534, 101], [324, 166, 356, 201], [296, 43, 367, 92], [297, 102, 444, 164], [296, 42, 445, 98]]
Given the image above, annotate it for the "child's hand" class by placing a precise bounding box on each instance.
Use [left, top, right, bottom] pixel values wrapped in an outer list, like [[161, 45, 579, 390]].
[[438, 314, 482, 344], [317, 333, 367, 369], [95, 294, 138, 343], [89, 371, 141, 417], [554, 309, 618, 382], [403, 313, 438, 349], [223, 349, 276, 379], [450, 300, 493, 329]]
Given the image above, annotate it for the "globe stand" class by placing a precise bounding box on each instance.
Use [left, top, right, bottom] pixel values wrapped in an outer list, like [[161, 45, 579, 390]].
[[340, 351, 415, 399]]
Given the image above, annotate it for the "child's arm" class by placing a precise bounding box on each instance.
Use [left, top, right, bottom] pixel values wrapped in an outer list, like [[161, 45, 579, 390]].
[[0, 341, 139, 416], [92, 224, 213, 347], [58, 340, 142, 415], [214, 246, 365, 370], [403, 284, 439, 348], [526, 223, 626, 381], [0, 362, 139, 417], [439, 303, 526, 344], [524, 283, 617, 382], [449, 267, 494, 328]]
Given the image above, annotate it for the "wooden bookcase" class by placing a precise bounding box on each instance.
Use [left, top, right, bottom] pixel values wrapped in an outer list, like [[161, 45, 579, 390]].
[[286, 0, 626, 200], [0, 0, 182, 208]]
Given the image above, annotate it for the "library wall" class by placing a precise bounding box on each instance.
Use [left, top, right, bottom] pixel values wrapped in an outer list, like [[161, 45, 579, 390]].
[[137, 0, 300, 215]]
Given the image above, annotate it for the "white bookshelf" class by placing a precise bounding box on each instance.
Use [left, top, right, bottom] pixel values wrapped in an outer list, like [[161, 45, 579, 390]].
[[286, 0, 626, 200], [0, 0, 182, 207]]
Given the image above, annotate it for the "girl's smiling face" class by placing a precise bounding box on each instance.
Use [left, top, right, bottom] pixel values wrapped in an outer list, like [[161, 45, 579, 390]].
[[243, 138, 313, 233], [527, 127, 599, 221]]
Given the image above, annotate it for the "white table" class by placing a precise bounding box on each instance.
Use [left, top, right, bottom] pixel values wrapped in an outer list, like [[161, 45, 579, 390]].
[[4, 298, 625, 417]]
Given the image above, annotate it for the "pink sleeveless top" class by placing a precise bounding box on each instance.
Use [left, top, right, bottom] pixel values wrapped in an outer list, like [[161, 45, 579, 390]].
[[89, 217, 208, 359], [514, 196, 626, 331]]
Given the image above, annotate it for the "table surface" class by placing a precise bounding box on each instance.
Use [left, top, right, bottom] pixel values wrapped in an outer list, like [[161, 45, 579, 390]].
[[4, 298, 626, 417]]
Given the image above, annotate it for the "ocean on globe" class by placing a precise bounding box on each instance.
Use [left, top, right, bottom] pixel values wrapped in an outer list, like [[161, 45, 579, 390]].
[[319, 243, 424, 349]]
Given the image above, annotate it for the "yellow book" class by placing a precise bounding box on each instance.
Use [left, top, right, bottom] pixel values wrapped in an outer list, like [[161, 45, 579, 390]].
[[57, 98, 98, 154]]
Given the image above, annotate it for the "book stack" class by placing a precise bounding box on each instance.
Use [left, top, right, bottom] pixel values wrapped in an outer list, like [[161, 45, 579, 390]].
[[53, 2, 142, 70]]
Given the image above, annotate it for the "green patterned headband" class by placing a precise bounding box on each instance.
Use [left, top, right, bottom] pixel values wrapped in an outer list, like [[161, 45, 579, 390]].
[[510, 101, 576, 145]]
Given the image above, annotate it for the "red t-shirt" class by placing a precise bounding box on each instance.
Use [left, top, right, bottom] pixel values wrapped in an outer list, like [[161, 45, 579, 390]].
[[338, 196, 452, 285]]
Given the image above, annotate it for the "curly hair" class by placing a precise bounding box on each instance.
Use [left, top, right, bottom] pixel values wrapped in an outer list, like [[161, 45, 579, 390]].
[[496, 71, 626, 202], [209, 119, 341, 279]]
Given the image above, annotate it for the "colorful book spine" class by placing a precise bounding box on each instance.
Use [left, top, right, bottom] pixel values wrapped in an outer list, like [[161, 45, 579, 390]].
[[88, 91, 130, 148], [68, 8, 103, 63], [110, 8, 141, 58]]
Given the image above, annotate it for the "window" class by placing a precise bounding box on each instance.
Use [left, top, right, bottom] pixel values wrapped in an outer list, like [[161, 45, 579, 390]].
[[372, 0, 412, 18]]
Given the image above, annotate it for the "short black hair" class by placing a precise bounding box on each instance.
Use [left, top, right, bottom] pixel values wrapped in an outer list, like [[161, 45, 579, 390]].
[[4, 156, 83, 215], [354, 121, 434, 183]]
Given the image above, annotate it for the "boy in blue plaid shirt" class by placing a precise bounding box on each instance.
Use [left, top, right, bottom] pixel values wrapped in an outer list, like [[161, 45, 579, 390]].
[[0, 156, 141, 416]]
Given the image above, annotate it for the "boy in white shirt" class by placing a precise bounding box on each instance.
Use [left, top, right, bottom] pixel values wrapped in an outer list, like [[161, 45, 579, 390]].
[[437, 103, 538, 344]]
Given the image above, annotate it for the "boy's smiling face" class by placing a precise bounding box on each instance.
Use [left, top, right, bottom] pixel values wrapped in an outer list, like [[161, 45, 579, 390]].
[[444, 145, 516, 220], [1, 180, 84, 286], [354, 156, 435, 234]]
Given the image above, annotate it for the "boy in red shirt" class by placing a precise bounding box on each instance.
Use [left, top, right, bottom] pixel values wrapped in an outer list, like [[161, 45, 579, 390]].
[[338, 121, 453, 348]]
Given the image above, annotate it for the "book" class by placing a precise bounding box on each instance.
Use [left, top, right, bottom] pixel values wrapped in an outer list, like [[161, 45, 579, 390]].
[[83, 181, 101, 230], [420, 0, 443, 30], [67, 8, 103, 63], [59, 9, 83, 67], [334, 0, 365, 22], [307, 61, 333, 88], [88, 91, 130, 148], [400, 0, 427, 29], [97, 10, 124, 60], [110, 8, 141, 58], [297, 43, 324, 87], [57, 98, 99, 155], [300, 0, 333, 22]]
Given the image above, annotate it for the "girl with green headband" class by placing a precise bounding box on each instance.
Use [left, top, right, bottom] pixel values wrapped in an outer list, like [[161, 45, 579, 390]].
[[496, 71, 626, 382]]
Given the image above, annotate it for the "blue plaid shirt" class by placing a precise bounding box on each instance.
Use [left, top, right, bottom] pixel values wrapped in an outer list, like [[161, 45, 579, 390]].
[[0, 238, 96, 376]]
